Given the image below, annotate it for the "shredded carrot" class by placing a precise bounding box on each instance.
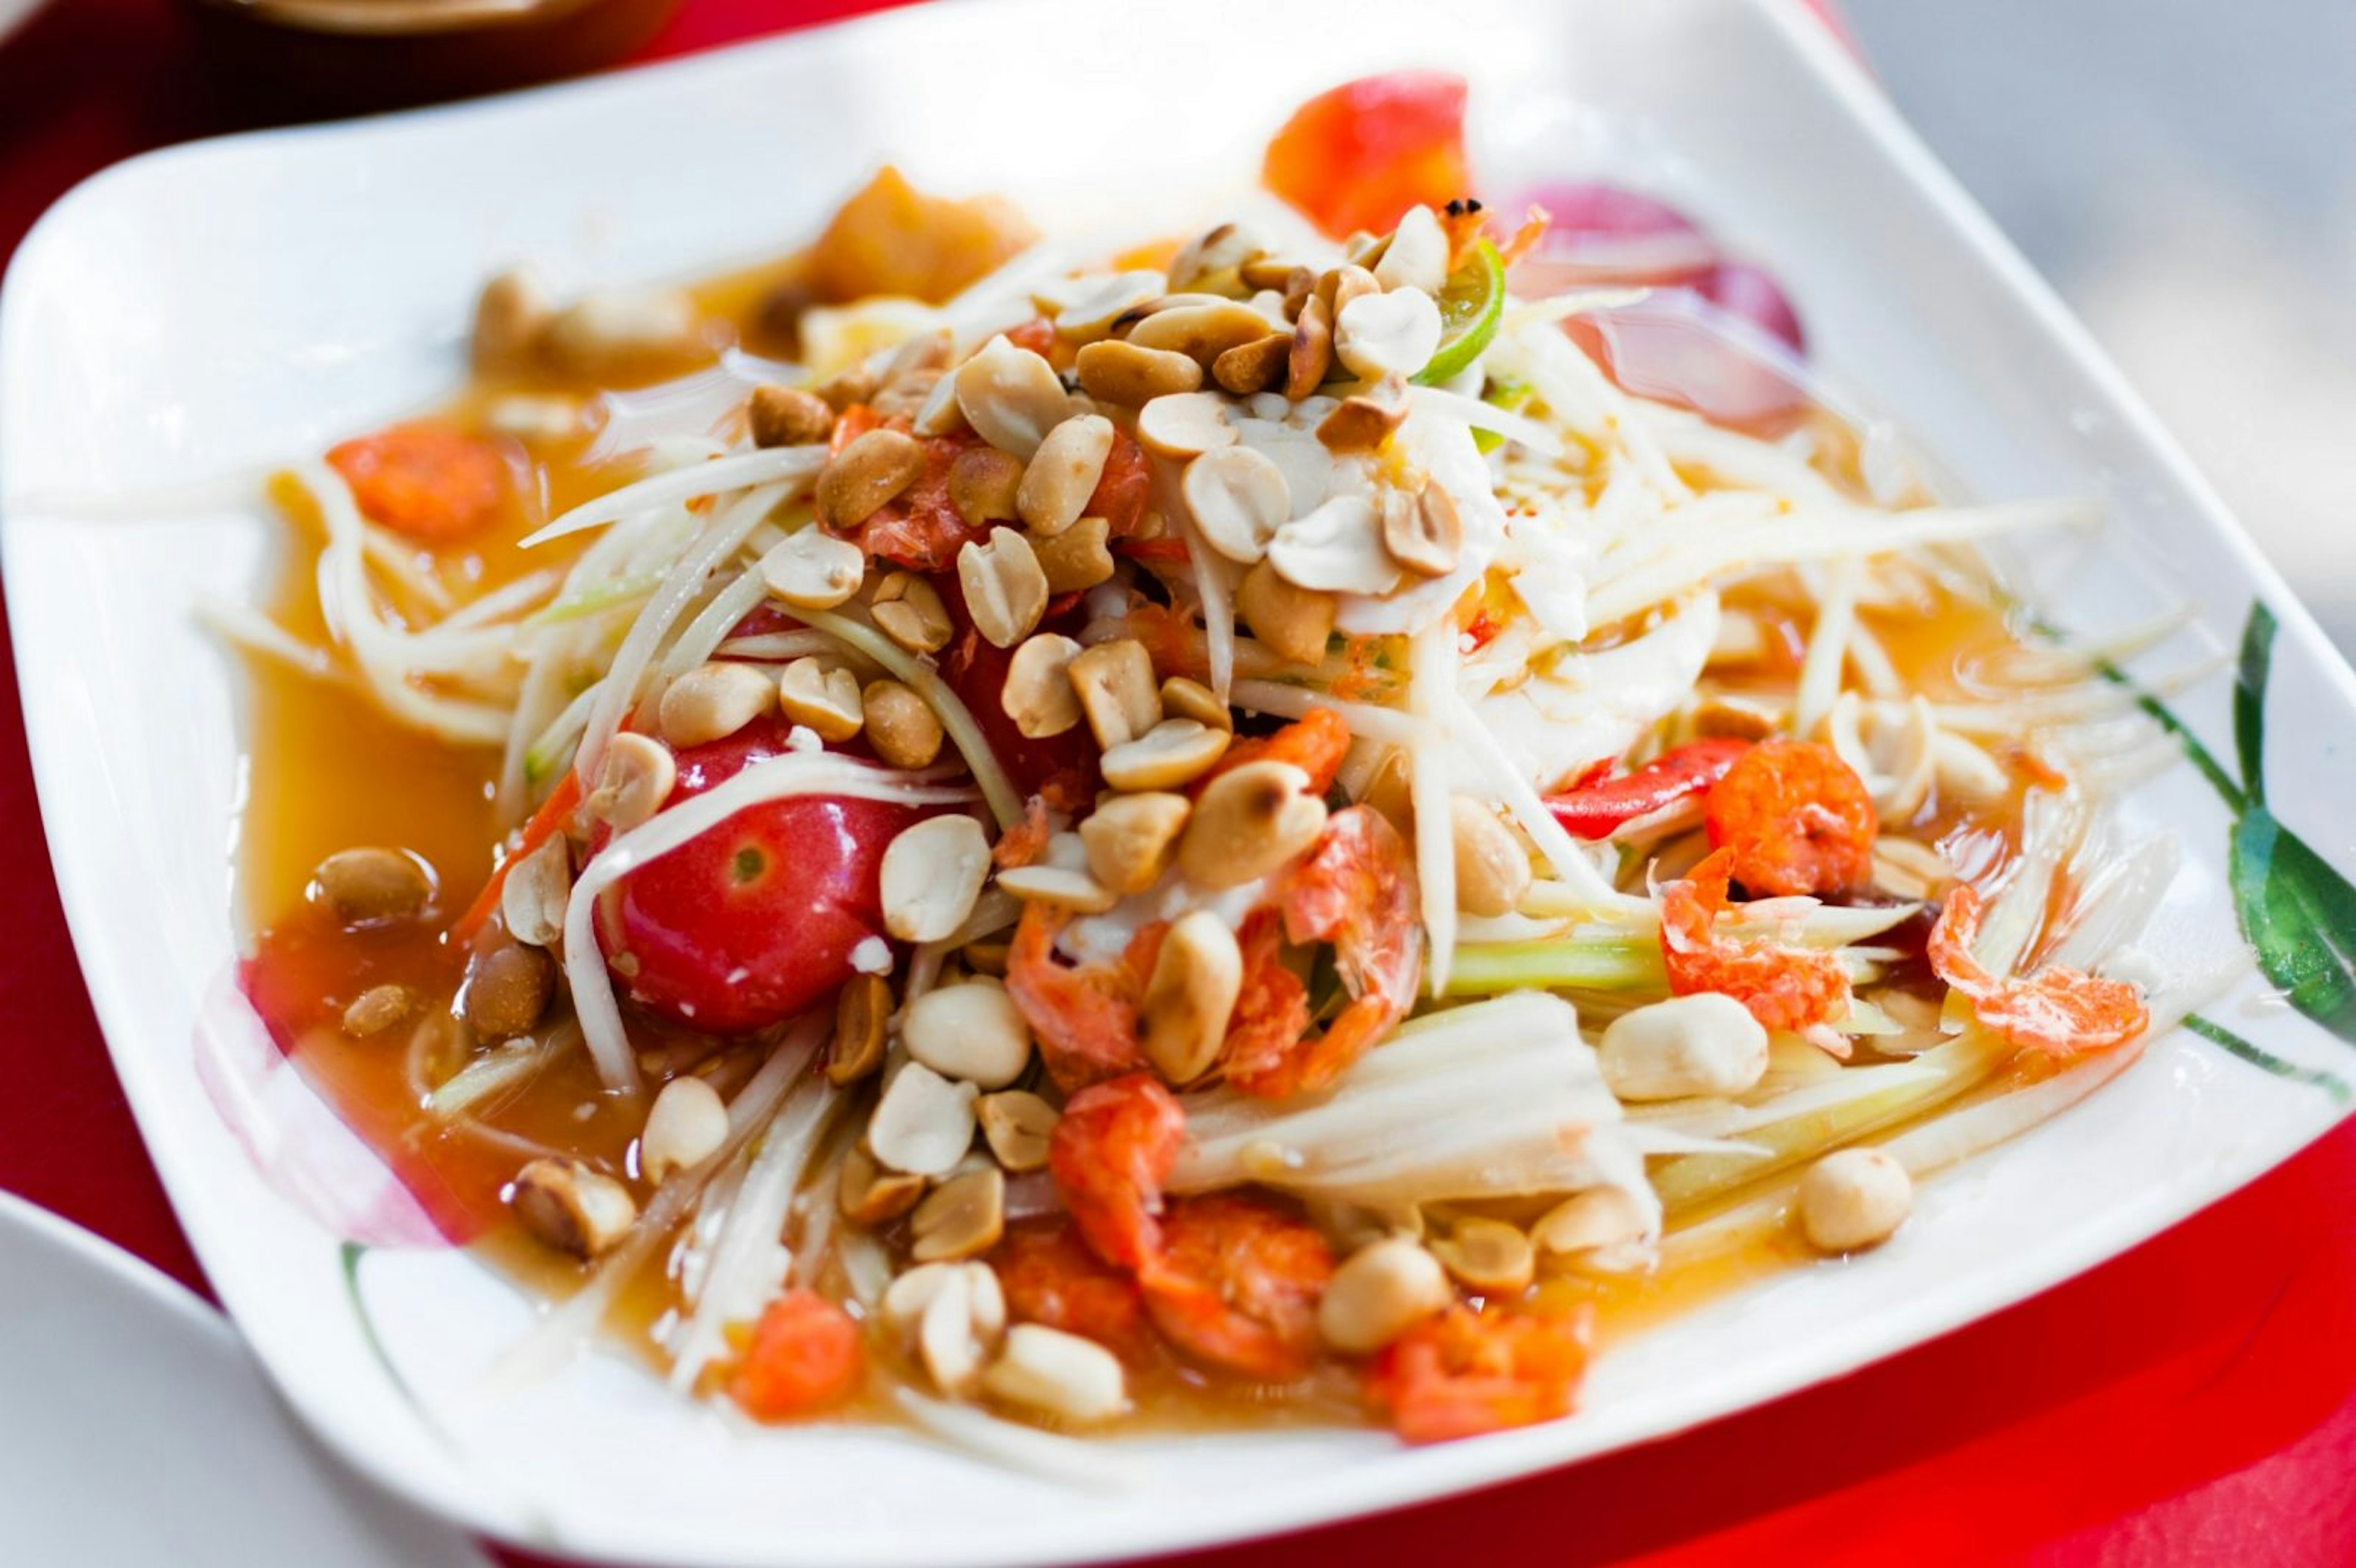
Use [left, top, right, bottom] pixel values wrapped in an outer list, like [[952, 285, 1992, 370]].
[[450, 771, 583, 945]]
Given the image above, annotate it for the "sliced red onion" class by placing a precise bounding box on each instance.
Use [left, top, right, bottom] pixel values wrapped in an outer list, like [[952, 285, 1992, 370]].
[[1569, 286, 1814, 432], [1695, 260, 1805, 355], [1511, 180, 1719, 284]]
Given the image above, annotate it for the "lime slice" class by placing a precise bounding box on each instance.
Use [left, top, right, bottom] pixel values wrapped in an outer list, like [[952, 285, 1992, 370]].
[[1414, 238, 1506, 386]]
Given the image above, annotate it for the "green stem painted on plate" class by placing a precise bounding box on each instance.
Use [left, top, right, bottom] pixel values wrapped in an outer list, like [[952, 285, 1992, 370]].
[[2183, 1013, 2351, 1103]]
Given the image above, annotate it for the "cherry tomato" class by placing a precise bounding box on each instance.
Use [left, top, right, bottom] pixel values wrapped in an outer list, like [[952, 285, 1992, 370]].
[[936, 574, 1101, 811], [596, 715, 917, 1034], [728, 1291, 864, 1420], [1263, 72, 1470, 240], [326, 421, 510, 543]]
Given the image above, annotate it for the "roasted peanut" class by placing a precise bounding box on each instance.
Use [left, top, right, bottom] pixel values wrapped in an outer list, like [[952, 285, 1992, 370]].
[[659, 661, 776, 748], [747, 383, 836, 447], [880, 814, 992, 943], [1235, 559, 1336, 666], [1599, 993, 1769, 1102], [1031, 515, 1115, 593], [777, 657, 864, 742], [981, 1324, 1128, 1424], [640, 1075, 728, 1183], [760, 528, 866, 609], [1133, 391, 1238, 461], [314, 847, 433, 926], [955, 335, 1069, 459], [830, 972, 892, 1085], [471, 265, 553, 375], [1075, 339, 1203, 405], [871, 572, 953, 654], [1286, 293, 1334, 399], [1066, 639, 1161, 750], [1384, 483, 1463, 577], [910, 1167, 1007, 1263], [868, 1062, 979, 1176], [1015, 414, 1115, 537], [464, 940, 554, 1040], [1001, 632, 1084, 738], [1182, 445, 1290, 566], [1079, 791, 1191, 894], [1449, 797, 1531, 918], [588, 732, 675, 832], [1212, 333, 1292, 397], [903, 978, 1033, 1090], [863, 678, 944, 768], [1141, 910, 1243, 1083], [1099, 718, 1232, 793], [977, 1090, 1057, 1172], [1800, 1148, 1911, 1253], [817, 428, 926, 527], [1158, 676, 1232, 731], [1429, 1218, 1536, 1296], [946, 445, 1025, 527], [839, 1140, 926, 1226], [957, 529, 1049, 648], [1178, 759, 1328, 888], [1319, 1237, 1452, 1354], [342, 983, 415, 1037], [512, 1158, 637, 1259]]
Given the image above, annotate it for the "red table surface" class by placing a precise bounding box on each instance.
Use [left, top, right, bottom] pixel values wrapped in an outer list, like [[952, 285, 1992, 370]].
[[4, 3, 2353, 1564]]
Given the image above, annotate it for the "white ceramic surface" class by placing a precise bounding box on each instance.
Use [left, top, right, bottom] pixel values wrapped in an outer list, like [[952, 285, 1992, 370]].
[[0, 1191, 489, 1568], [4, 1, 2355, 1564]]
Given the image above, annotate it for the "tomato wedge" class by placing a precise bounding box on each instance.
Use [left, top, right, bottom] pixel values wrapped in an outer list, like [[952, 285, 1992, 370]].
[[1263, 72, 1470, 240], [728, 1291, 864, 1420], [326, 421, 510, 543]]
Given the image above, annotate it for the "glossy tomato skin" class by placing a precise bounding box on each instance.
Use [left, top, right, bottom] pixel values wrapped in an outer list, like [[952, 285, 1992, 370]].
[[598, 717, 917, 1034], [934, 572, 1101, 812]]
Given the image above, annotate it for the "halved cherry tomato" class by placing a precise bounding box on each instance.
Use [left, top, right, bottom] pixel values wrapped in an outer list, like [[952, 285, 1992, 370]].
[[1660, 848, 1851, 1036], [936, 573, 1102, 812], [993, 1220, 1160, 1366], [1138, 1192, 1334, 1382], [837, 413, 1152, 572], [1927, 885, 2148, 1055], [326, 421, 510, 543], [1546, 737, 1752, 841], [1047, 1071, 1186, 1271], [1363, 1305, 1593, 1444], [728, 1290, 864, 1420], [1263, 72, 1471, 240], [1702, 737, 1876, 897], [595, 715, 917, 1034]]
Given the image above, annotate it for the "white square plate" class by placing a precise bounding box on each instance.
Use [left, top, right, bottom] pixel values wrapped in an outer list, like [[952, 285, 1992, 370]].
[[7, 1, 2356, 1563]]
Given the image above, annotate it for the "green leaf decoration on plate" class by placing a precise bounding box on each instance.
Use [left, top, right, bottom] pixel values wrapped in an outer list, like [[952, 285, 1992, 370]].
[[2111, 599, 2356, 1093], [2222, 604, 2356, 1048]]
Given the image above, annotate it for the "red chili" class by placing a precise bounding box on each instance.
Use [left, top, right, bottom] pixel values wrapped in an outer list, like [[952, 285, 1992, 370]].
[[1544, 738, 1752, 841]]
